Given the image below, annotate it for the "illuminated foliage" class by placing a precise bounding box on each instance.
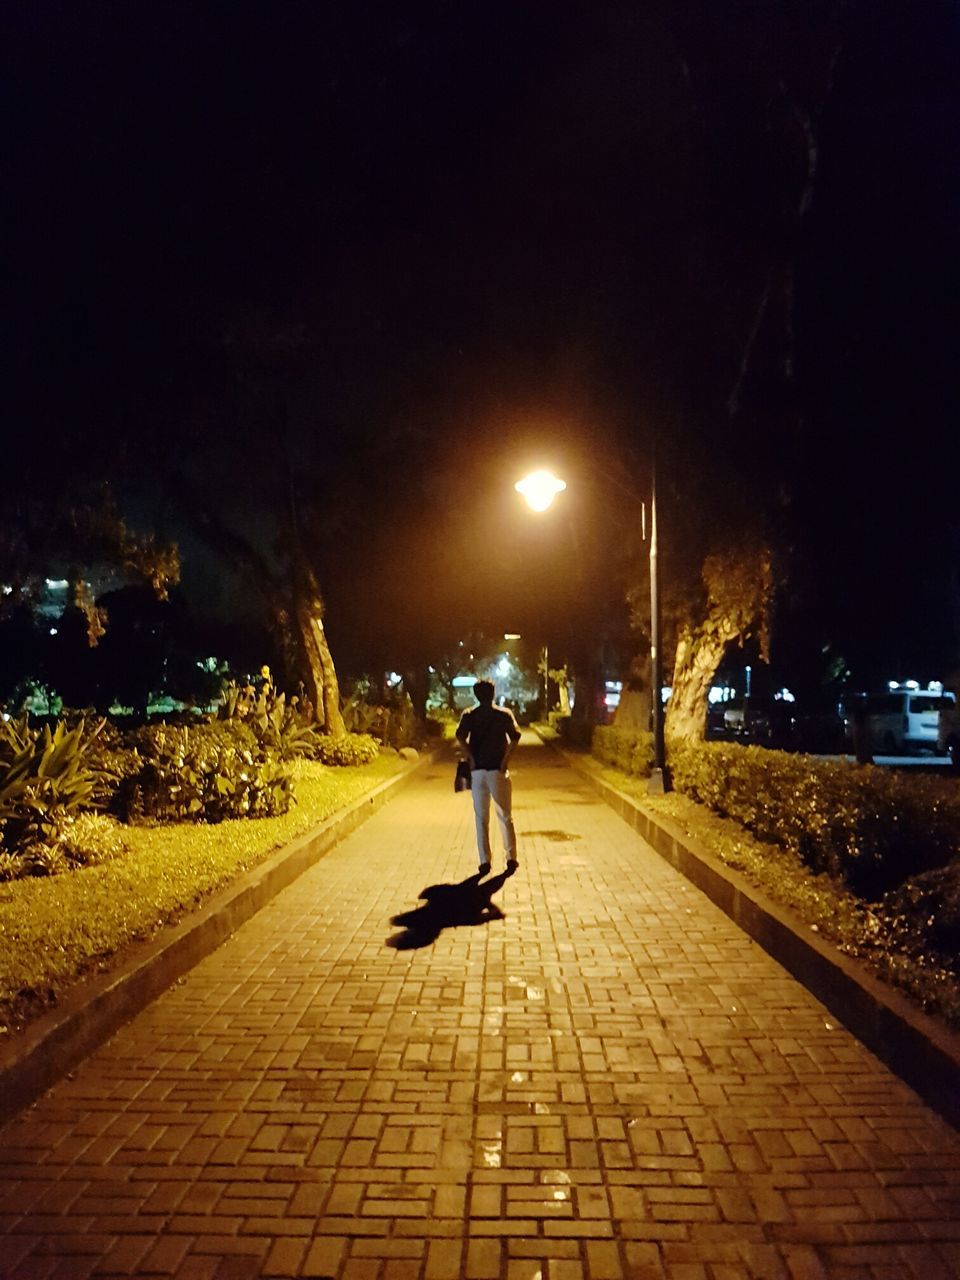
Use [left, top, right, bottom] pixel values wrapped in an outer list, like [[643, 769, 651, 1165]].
[[0, 756, 402, 1032]]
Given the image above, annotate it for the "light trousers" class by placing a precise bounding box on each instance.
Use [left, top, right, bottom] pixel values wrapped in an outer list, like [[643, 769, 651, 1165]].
[[470, 768, 517, 865]]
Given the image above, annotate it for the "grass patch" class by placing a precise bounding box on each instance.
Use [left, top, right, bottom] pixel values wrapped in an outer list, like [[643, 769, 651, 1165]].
[[566, 748, 960, 1031], [0, 756, 402, 1034]]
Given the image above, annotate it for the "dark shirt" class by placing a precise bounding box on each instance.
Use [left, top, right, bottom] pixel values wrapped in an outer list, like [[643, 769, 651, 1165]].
[[456, 704, 522, 770]]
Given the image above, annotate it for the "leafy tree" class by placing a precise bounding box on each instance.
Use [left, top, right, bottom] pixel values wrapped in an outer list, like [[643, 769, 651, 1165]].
[[616, 3, 846, 747], [174, 483, 346, 736], [629, 537, 775, 744], [0, 491, 179, 648]]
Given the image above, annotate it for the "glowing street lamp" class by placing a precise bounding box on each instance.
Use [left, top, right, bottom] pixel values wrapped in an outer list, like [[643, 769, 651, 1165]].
[[515, 470, 566, 713], [515, 461, 668, 793], [515, 469, 567, 513]]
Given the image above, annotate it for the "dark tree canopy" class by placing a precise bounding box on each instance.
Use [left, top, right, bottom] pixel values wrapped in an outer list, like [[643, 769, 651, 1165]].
[[1, 1, 957, 699]]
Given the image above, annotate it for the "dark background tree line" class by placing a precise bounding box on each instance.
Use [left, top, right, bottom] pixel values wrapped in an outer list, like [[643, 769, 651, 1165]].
[[1, 1, 957, 736]]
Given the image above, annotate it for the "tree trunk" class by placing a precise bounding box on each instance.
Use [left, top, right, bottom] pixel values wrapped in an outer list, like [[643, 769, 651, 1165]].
[[665, 623, 735, 746], [557, 681, 571, 717], [614, 687, 650, 732], [403, 667, 429, 720], [293, 596, 345, 736], [292, 562, 345, 737]]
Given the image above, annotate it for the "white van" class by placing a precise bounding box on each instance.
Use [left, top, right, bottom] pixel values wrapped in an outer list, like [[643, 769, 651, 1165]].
[[848, 687, 956, 754]]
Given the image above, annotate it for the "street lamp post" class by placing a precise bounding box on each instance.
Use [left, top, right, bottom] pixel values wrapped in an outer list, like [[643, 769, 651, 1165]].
[[647, 464, 667, 794], [516, 463, 669, 794]]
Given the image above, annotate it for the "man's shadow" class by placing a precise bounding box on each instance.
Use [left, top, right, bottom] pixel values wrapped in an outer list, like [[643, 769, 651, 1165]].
[[386, 871, 510, 950]]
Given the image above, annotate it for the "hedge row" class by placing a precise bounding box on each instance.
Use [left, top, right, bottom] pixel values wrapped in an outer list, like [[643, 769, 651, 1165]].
[[554, 716, 596, 751], [591, 725, 654, 777], [554, 718, 654, 771], [671, 743, 960, 898], [0, 710, 384, 882], [570, 724, 960, 900]]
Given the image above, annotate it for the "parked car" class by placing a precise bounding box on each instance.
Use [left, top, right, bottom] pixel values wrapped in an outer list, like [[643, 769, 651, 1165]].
[[721, 700, 798, 748], [846, 688, 956, 755]]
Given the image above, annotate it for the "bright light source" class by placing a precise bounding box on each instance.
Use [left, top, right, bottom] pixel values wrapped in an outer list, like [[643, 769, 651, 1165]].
[[49, 627, 58, 635], [775, 688, 796, 702], [504, 633, 521, 640], [45, 578, 69, 589], [497, 657, 511, 675], [515, 469, 566, 512]]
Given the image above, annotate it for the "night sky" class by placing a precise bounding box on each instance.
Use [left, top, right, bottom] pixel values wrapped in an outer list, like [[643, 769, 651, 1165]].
[[3, 1, 959, 694]]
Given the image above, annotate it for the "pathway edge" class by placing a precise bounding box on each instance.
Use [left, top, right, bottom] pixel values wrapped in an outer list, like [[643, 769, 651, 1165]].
[[0, 751, 439, 1128], [552, 740, 960, 1131]]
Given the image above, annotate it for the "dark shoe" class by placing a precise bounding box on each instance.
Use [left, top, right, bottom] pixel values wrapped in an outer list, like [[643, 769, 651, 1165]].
[[506, 858, 519, 875], [478, 862, 491, 877]]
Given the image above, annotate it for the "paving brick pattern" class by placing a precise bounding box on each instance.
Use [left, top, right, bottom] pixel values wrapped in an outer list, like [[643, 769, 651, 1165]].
[[1, 737, 959, 1279]]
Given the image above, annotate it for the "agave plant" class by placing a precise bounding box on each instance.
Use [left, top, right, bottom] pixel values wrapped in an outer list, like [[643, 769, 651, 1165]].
[[0, 716, 117, 855], [217, 674, 320, 761]]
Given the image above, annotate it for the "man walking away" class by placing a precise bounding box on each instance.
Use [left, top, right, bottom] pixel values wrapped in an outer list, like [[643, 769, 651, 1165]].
[[455, 679, 521, 877]]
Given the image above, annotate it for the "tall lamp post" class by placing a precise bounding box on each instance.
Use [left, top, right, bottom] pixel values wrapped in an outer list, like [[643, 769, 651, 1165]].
[[515, 470, 565, 716], [516, 464, 669, 795], [646, 465, 667, 793]]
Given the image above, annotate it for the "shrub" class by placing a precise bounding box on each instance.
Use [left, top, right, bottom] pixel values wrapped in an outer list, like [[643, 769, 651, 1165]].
[[217, 673, 320, 761], [0, 715, 118, 857], [670, 742, 960, 898], [314, 733, 380, 767], [2, 813, 128, 880], [555, 717, 595, 750], [115, 721, 294, 823], [342, 690, 421, 749], [59, 813, 128, 868], [592, 725, 653, 776], [879, 864, 960, 957]]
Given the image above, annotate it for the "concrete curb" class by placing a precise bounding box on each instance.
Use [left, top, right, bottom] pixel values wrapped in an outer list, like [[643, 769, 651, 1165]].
[[0, 752, 439, 1128], [555, 742, 960, 1131]]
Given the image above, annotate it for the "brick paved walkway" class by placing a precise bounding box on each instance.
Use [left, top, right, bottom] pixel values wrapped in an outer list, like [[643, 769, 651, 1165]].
[[1, 736, 959, 1280]]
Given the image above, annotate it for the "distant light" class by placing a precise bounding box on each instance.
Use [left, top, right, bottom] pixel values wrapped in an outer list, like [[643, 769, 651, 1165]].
[[45, 578, 69, 589], [1, 585, 11, 596], [604, 694, 620, 708], [888, 680, 899, 690], [497, 657, 511, 675], [504, 633, 521, 640], [605, 681, 623, 692], [452, 676, 475, 687], [709, 686, 736, 705], [661, 686, 672, 703], [386, 671, 402, 687], [904, 679, 920, 690], [427, 665, 435, 674], [49, 627, 58, 635], [928, 680, 943, 692], [775, 688, 796, 702], [515, 469, 566, 513]]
